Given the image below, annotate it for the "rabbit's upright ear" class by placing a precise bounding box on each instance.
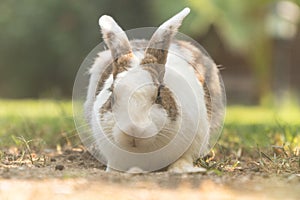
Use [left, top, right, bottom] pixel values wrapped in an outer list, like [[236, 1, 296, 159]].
[[141, 8, 190, 83], [99, 15, 133, 78]]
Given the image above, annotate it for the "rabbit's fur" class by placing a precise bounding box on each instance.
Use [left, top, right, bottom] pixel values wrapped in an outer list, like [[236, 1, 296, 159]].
[[84, 8, 224, 173]]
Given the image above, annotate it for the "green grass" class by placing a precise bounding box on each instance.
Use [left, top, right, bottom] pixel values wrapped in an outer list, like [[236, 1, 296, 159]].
[[223, 105, 300, 152], [0, 100, 76, 148], [0, 99, 299, 152]]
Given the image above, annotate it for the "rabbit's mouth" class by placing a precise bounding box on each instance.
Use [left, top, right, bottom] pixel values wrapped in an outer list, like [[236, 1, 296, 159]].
[[131, 138, 137, 148], [126, 136, 140, 149], [112, 130, 159, 153], [119, 133, 146, 148]]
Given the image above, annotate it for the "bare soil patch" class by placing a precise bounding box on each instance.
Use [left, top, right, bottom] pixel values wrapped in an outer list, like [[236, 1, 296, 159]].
[[0, 147, 299, 200]]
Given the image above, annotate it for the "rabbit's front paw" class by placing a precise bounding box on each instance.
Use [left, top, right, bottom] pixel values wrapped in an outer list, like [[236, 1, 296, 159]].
[[106, 166, 121, 173], [168, 158, 206, 174]]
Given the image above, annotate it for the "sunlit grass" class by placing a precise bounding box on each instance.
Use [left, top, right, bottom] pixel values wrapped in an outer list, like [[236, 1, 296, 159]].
[[0, 99, 72, 118], [0, 99, 299, 151], [223, 104, 300, 153], [0, 100, 76, 148], [225, 105, 300, 125]]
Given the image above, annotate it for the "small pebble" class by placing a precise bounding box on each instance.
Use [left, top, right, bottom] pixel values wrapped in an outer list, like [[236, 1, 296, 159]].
[[67, 155, 76, 161], [50, 158, 56, 162], [55, 165, 65, 171]]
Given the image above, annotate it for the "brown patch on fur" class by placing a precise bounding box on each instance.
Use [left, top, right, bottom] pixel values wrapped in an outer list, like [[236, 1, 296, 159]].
[[99, 95, 112, 115], [95, 52, 133, 114], [145, 27, 173, 65], [176, 40, 214, 121], [156, 86, 178, 121], [203, 82, 212, 121], [141, 28, 176, 83], [113, 53, 133, 79], [175, 40, 206, 84], [140, 54, 158, 65], [95, 64, 113, 97], [144, 48, 168, 65], [195, 72, 205, 85], [141, 54, 165, 83], [140, 54, 159, 83]]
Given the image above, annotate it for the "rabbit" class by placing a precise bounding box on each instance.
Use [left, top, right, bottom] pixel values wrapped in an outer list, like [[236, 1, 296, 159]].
[[84, 7, 225, 173]]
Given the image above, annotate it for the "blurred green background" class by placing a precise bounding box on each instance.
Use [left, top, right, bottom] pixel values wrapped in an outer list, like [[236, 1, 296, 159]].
[[1, 0, 300, 104], [0, 0, 299, 158]]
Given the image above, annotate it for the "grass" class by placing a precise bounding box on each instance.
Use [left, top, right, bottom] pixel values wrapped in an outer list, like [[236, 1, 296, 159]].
[[0, 99, 299, 149], [0, 100, 76, 149], [0, 99, 299, 174], [223, 105, 300, 153]]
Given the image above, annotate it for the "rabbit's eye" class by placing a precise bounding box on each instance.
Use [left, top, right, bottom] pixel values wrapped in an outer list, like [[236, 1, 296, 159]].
[[155, 85, 163, 104], [107, 86, 113, 92]]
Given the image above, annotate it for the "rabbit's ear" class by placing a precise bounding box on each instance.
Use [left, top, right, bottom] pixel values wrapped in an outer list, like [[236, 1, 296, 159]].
[[99, 15, 132, 59], [99, 15, 133, 78], [141, 8, 190, 82]]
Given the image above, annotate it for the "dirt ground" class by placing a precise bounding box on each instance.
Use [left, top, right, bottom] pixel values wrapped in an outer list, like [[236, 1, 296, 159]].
[[0, 147, 299, 200]]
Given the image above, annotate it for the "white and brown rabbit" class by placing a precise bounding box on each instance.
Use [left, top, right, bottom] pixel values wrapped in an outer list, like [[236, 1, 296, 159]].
[[84, 8, 225, 173]]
